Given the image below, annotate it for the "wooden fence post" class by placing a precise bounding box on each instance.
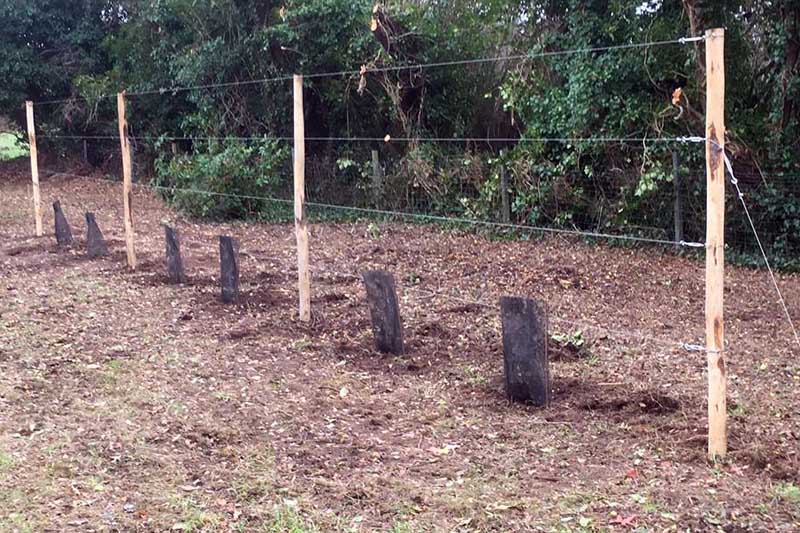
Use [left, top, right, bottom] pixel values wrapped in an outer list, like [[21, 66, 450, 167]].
[[293, 75, 311, 322], [673, 151, 684, 246], [371, 149, 383, 205], [705, 28, 726, 460], [25, 101, 43, 237], [500, 164, 511, 224], [116, 92, 137, 270]]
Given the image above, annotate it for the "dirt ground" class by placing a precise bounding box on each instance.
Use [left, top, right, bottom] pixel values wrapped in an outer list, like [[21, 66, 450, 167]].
[[1, 164, 799, 532]]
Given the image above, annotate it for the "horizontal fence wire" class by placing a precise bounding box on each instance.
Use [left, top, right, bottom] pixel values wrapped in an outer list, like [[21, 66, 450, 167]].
[[120, 178, 706, 248], [31, 35, 705, 106], [43, 169, 704, 353], [43, 169, 705, 245], [37, 134, 707, 145]]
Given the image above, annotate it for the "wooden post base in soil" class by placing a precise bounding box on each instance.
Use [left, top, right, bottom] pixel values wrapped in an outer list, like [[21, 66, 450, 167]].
[[500, 296, 550, 406], [362, 270, 404, 355], [25, 101, 43, 237], [219, 236, 240, 304], [85, 213, 109, 258], [500, 165, 511, 224], [705, 27, 727, 460], [164, 225, 187, 284], [52, 201, 74, 247]]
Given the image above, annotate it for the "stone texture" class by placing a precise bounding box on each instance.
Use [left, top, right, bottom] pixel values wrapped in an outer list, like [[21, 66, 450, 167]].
[[500, 296, 550, 406], [53, 201, 74, 247], [219, 236, 239, 303], [85, 213, 108, 258], [362, 270, 404, 355], [164, 225, 187, 284]]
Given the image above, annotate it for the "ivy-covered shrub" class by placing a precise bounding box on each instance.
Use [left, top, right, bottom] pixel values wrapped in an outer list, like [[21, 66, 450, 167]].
[[154, 140, 289, 220]]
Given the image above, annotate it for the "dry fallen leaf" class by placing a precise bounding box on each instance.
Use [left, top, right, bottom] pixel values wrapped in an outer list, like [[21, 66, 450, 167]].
[[672, 87, 683, 106]]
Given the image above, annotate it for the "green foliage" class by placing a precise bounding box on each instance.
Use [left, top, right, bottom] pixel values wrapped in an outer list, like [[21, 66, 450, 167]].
[[263, 504, 319, 533], [0, 0, 118, 124], [0, 0, 798, 268], [773, 482, 800, 506], [0, 132, 27, 160], [726, 182, 800, 271], [154, 140, 289, 220]]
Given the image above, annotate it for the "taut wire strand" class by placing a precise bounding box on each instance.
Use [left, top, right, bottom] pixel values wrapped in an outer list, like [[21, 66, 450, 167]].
[[43, 171, 706, 248], [719, 150, 800, 349], [43, 169, 709, 352], [31, 35, 704, 106], [36, 134, 706, 145]]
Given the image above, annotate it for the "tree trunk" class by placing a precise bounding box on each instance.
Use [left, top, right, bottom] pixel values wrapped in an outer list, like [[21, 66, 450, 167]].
[[780, 4, 800, 130]]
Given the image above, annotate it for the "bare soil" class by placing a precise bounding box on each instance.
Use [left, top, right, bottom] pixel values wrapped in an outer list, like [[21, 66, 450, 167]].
[[1, 165, 799, 532]]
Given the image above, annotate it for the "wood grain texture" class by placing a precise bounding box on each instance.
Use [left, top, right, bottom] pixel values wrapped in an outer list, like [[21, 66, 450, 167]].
[[705, 27, 727, 460]]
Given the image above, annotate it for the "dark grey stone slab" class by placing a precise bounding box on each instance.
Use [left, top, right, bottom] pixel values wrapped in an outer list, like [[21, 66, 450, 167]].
[[500, 296, 550, 406], [164, 225, 187, 284], [53, 201, 74, 247], [85, 213, 108, 258], [219, 236, 239, 303], [362, 270, 404, 355]]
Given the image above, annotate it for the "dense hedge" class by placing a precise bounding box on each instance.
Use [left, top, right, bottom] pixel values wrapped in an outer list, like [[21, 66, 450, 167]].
[[1, 1, 798, 267]]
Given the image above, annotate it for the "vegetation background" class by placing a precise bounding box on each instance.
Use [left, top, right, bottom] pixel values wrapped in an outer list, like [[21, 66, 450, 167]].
[[0, 0, 798, 267]]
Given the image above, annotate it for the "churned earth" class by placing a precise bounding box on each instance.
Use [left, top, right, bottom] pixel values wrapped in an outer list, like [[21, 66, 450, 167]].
[[1, 164, 799, 532]]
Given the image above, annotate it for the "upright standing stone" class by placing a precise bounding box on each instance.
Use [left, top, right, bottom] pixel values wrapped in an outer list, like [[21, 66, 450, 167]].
[[219, 236, 239, 303], [500, 296, 550, 406], [362, 270, 404, 355], [164, 225, 187, 284], [85, 213, 109, 258], [53, 201, 74, 247]]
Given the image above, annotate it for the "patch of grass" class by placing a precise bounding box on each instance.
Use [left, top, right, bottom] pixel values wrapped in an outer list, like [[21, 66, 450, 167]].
[[293, 339, 313, 352], [0, 450, 15, 471], [0, 483, 53, 531], [167, 495, 224, 532], [774, 482, 800, 506], [85, 475, 105, 493], [262, 504, 319, 533], [232, 446, 275, 504], [0, 513, 39, 533], [463, 365, 488, 386], [728, 401, 747, 418], [557, 491, 598, 512], [99, 358, 127, 386], [0, 132, 27, 160], [390, 522, 414, 533]]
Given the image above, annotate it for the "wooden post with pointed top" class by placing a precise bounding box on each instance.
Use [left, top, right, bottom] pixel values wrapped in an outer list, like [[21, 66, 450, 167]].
[[293, 75, 311, 322], [117, 92, 137, 270], [705, 27, 726, 460], [673, 151, 684, 246], [25, 101, 43, 237]]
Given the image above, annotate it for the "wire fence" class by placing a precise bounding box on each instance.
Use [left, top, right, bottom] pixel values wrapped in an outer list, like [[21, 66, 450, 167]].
[[33, 134, 800, 262], [32, 35, 706, 106], [35, 169, 706, 355], [18, 29, 800, 356]]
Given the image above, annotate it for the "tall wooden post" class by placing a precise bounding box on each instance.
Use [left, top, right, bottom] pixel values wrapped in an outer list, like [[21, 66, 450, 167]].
[[371, 149, 383, 206], [293, 75, 311, 322], [116, 92, 137, 270], [500, 165, 511, 224], [25, 102, 43, 237], [673, 151, 684, 245], [705, 28, 726, 460]]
